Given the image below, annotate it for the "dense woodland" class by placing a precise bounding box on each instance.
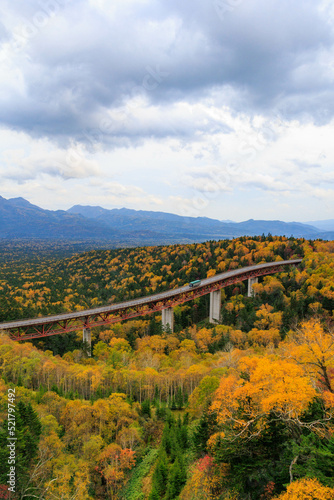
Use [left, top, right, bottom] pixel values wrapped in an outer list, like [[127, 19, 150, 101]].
[[1, 236, 334, 499]]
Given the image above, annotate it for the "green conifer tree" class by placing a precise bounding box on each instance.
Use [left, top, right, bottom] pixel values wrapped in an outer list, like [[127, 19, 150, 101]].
[[165, 455, 186, 499], [150, 450, 169, 498], [141, 399, 151, 418]]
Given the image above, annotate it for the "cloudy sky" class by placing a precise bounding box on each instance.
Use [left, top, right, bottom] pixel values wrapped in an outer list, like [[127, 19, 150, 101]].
[[1, 0, 334, 222]]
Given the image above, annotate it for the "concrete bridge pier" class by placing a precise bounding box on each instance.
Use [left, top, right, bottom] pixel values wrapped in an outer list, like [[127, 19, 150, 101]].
[[209, 289, 221, 323], [248, 277, 259, 297], [83, 327, 92, 356], [162, 307, 174, 332]]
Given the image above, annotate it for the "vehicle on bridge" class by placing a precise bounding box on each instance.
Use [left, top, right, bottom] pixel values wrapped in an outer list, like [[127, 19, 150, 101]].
[[0, 259, 302, 341], [189, 279, 201, 288]]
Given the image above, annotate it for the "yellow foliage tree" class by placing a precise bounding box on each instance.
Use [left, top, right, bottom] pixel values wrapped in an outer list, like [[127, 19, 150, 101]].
[[248, 328, 281, 347], [272, 477, 334, 499], [194, 328, 214, 352], [188, 375, 220, 417], [282, 319, 334, 393], [229, 329, 248, 348], [210, 357, 317, 439], [254, 304, 283, 329], [206, 269, 216, 278], [44, 457, 92, 500], [179, 455, 230, 500]]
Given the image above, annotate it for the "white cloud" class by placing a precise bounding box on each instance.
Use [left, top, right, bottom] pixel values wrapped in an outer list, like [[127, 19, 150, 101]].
[[0, 137, 101, 181], [1, 0, 334, 221]]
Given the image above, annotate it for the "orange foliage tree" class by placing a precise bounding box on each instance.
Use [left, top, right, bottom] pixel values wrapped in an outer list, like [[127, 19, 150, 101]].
[[272, 477, 334, 500], [97, 443, 136, 499], [282, 319, 334, 393], [210, 357, 317, 440]]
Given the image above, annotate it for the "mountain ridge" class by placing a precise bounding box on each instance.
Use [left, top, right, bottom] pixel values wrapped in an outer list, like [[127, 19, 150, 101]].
[[1, 196, 333, 244]]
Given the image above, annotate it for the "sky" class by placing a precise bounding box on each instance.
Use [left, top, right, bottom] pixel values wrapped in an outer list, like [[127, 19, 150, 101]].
[[1, 0, 334, 222]]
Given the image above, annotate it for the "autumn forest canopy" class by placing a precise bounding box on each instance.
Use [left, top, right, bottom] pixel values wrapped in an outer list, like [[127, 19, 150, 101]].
[[1, 235, 334, 499]]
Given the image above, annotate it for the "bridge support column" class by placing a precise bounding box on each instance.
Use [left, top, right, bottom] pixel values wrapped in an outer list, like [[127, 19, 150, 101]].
[[209, 290, 221, 323], [248, 277, 258, 297], [83, 327, 92, 357], [162, 307, 174, 332]]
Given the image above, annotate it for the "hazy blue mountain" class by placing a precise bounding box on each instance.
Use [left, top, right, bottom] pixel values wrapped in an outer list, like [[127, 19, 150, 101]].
[[68, 205, 234, 237], [306, 219, 334, 231], [0, 196, 120, 241], [232, 219, 319, 238], [68, 205, 319, 239], [310, 230, 334, 240], [0, 197, 209, 244], [0, 196, 332, 244], [7, 197, 44, 210]]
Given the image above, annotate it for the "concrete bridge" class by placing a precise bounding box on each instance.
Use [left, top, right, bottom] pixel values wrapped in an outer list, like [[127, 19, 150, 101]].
[[0, 259, 302, 351]]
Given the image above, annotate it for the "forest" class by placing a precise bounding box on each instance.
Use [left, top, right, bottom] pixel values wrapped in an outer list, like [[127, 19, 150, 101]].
[[1, 235, 334, 499]]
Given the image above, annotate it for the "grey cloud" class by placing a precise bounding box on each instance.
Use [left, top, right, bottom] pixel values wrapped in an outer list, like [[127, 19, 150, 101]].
[[0, 0, 334, 147]]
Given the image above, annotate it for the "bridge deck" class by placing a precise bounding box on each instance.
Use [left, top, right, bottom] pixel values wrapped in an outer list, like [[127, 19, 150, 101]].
[[0, 259, 302, 333]]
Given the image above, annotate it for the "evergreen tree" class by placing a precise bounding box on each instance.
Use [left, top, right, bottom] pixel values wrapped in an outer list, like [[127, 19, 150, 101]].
[[165, 455, 186, 499], [162, 421, 172, 455], [150, 450, 169, 498], [148, 487, 161, 500], [171, 396, 176, 410], [192, 411, 217, 456], [183, 412, 189, 426], [177, 425, 188, 450], [0, 401, 42, 499], [141, 399, 151, 418], [156, 402, 167, 420], [175, 387, 183, 410], [16, 401, 42, 492]]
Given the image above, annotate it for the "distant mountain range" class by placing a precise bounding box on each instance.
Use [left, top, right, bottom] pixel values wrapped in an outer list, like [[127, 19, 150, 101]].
[[306, 219, 334, 231], [1, 195, 334, 245]]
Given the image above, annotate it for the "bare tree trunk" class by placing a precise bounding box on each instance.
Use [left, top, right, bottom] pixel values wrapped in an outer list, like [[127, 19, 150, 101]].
[[289, 455, 299, 483]]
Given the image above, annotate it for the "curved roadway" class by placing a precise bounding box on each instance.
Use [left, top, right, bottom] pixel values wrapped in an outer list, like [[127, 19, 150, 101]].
[[0, 259, 302, 332]]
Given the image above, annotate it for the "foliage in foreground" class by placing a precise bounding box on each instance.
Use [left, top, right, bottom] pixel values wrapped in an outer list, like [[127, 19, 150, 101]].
[[0, 236, 334, 498]]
